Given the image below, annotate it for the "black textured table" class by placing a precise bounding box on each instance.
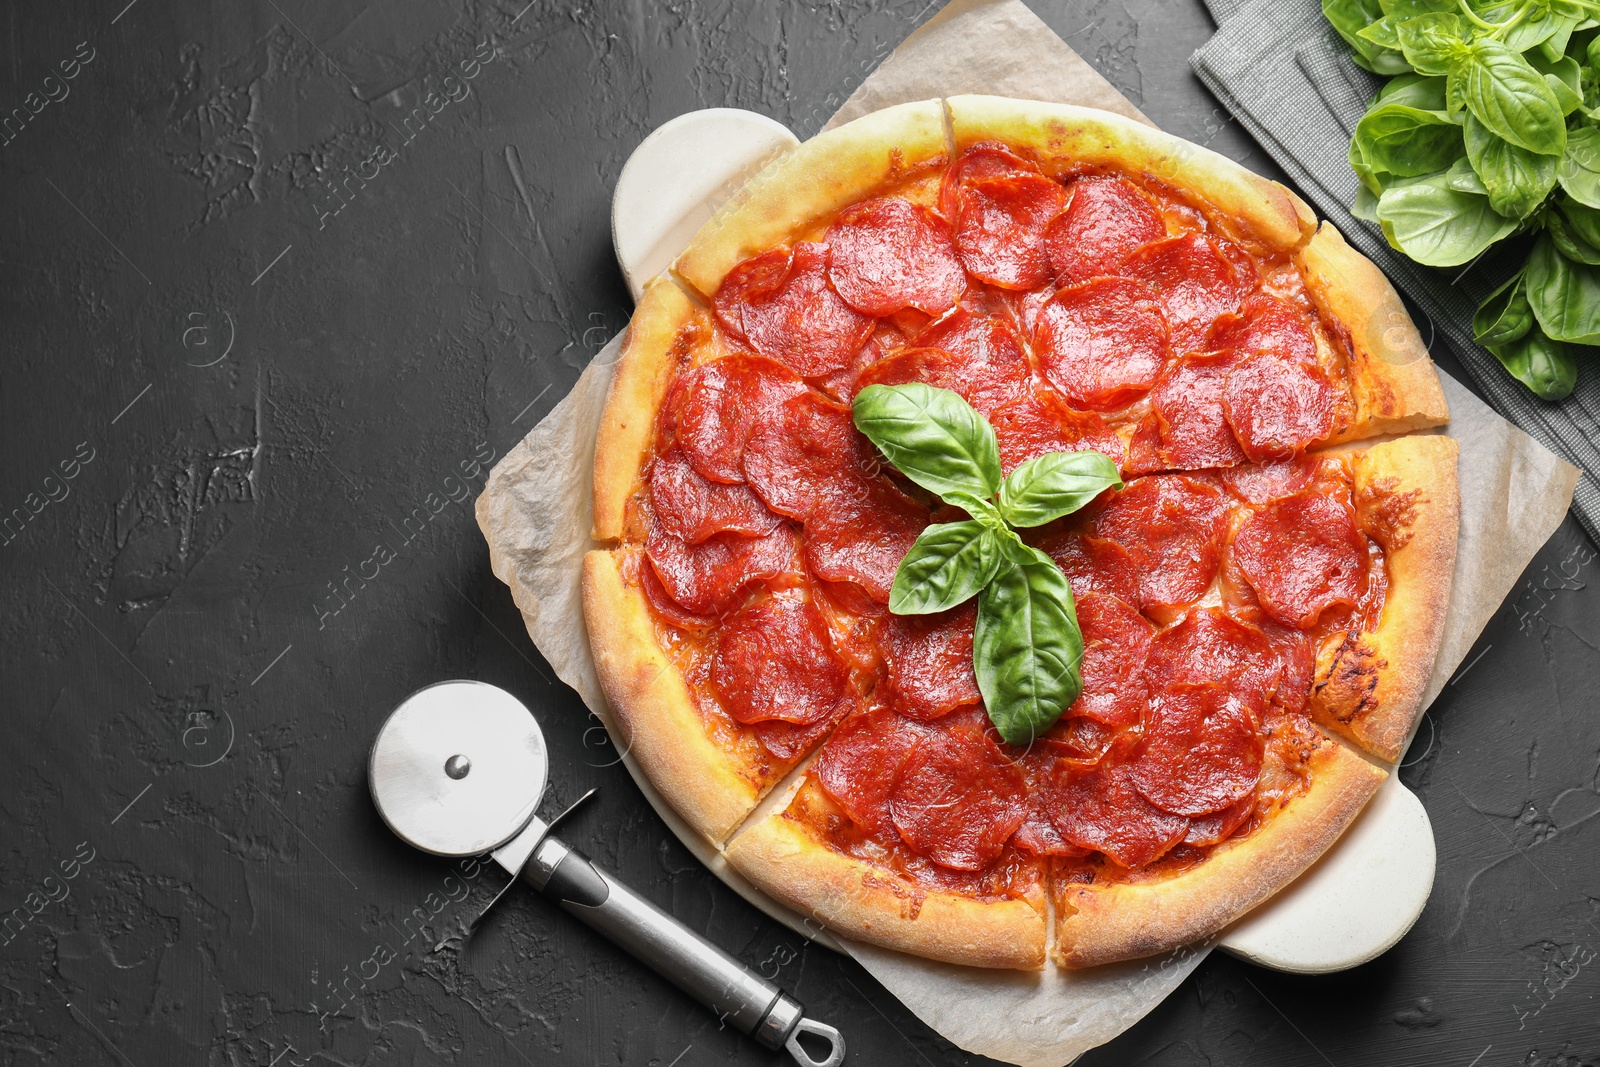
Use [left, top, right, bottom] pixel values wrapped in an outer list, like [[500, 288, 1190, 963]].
[[3, 2, 1597, 1064]]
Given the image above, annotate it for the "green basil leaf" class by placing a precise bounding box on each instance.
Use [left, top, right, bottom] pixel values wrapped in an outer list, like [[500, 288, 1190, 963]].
[[1353, 184, 1384, 222], [1466, 2, 1516, 23], [1371, 47, 1422, 75], [1378, 0, 1454, 15], [1357, 15, 1404, 50], [1374, 72, 1449, 110], [852, 383, 1002, 504], [1487, 326, 1579, 400], [974, 550, 1083, 746], [1536, 25, 1576, 64], [997, 451, 1123, 528], [1524, 232, 1600, 343], [1452, 39, 1568, 155], [1355, 103, 1465, 177], [1000, 528, 1047, 572], [888, 520, 1002, 615], [1350, 131, 1387, 196], [1374, 172, 1519, 265], [1529, 52, 1584, 115], [1589, 28, 1600, 72], [1558, 126, 1600, 208], [1557, 195, 1600, 245], [1395, 13, 1465, 76], [1463, 113, 1559, 219], [953, 491, 1004, 526], [1547, 208, 1600, 262], [1325, 0, 1393, 69], [1499, 9, 1576, 55], [1472, 272, 1534, 346], [1443, 154, 1490, 194]]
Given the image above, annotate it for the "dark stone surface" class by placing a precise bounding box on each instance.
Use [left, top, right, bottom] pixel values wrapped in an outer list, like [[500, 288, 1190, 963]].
[[1, 1, 1596, 1064]]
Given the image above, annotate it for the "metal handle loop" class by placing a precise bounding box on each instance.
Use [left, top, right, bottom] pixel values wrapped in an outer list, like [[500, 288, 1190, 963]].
[[785, 1017, 846, 1067]]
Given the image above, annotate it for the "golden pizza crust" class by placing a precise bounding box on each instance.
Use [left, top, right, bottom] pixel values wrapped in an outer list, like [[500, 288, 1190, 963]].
[[583, 548, 781, 845], [1298, 223, 1451, 441], [725, 781, 1048, 970], [1053, 738, 1386, 969], [673, 99, 950, 298], [944, 95, 1315, 255], [1311, 435, 1460, 764], [592, 276, 710, 541]]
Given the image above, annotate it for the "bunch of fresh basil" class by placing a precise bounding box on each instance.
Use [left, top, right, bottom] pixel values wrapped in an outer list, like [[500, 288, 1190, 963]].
[[1324, 0, 1600, 399], [852, 383, 1122, 745]]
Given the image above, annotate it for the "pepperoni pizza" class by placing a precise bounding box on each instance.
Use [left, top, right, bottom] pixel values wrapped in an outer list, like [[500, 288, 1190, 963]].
[[581, 98, 1458, 970]]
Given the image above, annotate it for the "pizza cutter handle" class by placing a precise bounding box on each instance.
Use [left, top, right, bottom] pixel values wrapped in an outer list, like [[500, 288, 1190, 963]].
[[524, 834, 845, 1067]]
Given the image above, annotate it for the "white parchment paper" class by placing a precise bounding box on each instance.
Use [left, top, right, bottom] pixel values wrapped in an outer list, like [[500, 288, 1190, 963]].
[[475, 1, 1580, 1062]]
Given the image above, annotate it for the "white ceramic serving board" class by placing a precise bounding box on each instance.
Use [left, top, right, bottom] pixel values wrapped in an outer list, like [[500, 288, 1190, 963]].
[[609, 107, 1437, 975]]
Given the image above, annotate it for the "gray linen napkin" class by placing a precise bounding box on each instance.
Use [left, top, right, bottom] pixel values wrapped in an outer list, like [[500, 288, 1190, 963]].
[[1191, 0, 1600, 543]]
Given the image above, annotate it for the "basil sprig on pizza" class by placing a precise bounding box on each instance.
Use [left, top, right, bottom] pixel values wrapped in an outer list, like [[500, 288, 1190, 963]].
[[853, 381, 1121, 744], [579, 97, 1460, 971]]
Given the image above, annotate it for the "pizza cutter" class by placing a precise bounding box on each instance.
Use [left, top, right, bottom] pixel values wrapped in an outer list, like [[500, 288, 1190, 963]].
[[369, 680, 845, 1067]]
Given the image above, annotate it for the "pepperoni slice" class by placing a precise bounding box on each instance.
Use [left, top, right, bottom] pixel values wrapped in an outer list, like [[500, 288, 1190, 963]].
[[1038, 714, 1118, 763], [1120, 233, 1253, 351], [989, 391, 1126, 475], [1031, 277, 1172, 409], [1220, 456, 1319, 504], [811, 573, 886, 623], [1233, 490, 1368, 628], [1222, 352, 1340, 461], [952, 175, 1070, 290], [1037, 532, 1141, 602], [1122, 413, 1165, 477], [1130, 682, 1263, 816], [814, 327, 902, 404], [1046, 761, 1189, 868], [938, 142, 1040, 219], [649, 448, 781, 543], [755, 701, 851, 761], [1093, 475, 1228, 618], [1183, 793, 1254, 846], [826, 198, 965, 316], [1209, 293, 1320, 366], [644, 523, 802, 617], [1011, 749, 1087, 857], [802, 483, 928, 604], [715, 243, 876, 377], [711, 595, 846, 725], [1142, 607, 1282, 701], [877, 602, 982, 721], [712, 248, 789, 340], [1216, 239, 1262, 293], [890, 727, 1028, 871], [1145, 351, 1248, 471], [637, 554, 714, 631], [908, 304, 1028, 369], [670, 355, 806, 483], [815, 707, 921, 833], [854, 345, 1027, 419], [1045, 177, 1167, 284], [1069, 594, 1155, 726], [1265, 623, 1316, 718], [744, 392, 876, 521]]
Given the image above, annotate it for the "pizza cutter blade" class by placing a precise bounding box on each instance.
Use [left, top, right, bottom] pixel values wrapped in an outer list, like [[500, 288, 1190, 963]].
[[369, 680, 845, 1067]]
